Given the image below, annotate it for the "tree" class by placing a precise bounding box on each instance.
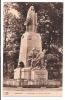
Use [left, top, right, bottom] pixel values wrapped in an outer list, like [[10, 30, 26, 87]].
[[3, 3, 21, 77], [3, 3, 10, 75]]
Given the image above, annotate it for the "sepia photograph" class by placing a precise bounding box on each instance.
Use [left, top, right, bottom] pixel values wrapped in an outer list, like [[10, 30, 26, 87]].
[[3, 2, 63, 96]]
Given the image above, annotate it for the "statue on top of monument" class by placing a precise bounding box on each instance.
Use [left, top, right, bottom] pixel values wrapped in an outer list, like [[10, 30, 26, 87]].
[[27, 47, 47, 70], [24, 6, 37, 32]]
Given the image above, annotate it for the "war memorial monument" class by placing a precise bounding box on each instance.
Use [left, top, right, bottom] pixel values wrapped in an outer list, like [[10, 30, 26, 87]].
[[14, 6, 48, 83]]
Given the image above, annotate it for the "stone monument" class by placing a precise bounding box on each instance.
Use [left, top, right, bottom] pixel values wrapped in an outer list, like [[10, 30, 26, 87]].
[[18, 6, 42, 67], [14, 6, 48, 83]]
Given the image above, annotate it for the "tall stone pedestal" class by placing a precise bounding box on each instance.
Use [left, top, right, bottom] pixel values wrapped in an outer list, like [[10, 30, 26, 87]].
[[18, 32, 42, 67]]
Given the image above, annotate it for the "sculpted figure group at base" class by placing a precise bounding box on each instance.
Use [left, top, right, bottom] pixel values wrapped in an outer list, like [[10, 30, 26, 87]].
[[27, 47, 47, 70]]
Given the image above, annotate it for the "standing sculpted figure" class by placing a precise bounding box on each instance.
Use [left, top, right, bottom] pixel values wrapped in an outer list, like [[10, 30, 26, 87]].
[[27, 47, 38, 67], [27, 48, 47, 69], [24, 6, 37, 32], [35, 49, 47, 69]]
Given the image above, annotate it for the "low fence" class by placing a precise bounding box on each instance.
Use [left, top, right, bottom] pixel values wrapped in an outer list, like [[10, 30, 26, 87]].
[[3, 79, 61, 88]]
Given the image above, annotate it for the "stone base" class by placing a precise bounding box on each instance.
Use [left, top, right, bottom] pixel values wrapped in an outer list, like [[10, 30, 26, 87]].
[[14, 67, 31, 80], [14, 67, 21, 79], [31, 69, 48, 80], [14, 67, 48, 81], [21, 67, 31, 80]]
